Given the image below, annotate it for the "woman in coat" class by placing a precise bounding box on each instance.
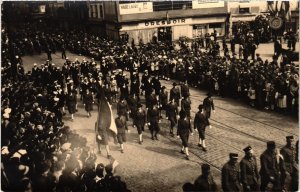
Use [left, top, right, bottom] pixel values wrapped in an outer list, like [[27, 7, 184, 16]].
[[177, 110, 192, 160], [83, 89, 94, 117], [66, 90, 77, 120]]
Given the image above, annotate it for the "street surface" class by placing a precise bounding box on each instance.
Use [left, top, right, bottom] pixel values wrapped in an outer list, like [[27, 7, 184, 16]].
[[22, 42, 299, 192]]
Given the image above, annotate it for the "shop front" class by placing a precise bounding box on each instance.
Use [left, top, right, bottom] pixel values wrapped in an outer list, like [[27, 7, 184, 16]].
[[118, 16, 227, 44]]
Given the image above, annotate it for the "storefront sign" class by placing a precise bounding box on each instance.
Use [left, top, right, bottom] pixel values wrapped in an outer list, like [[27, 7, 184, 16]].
[[119, 2, 153, 15], [144, 19, 187, 27], [192, 0, 224, 9]]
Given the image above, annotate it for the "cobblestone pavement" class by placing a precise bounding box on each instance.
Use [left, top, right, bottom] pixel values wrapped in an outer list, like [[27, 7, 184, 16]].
[[22, 42, 299, 192]]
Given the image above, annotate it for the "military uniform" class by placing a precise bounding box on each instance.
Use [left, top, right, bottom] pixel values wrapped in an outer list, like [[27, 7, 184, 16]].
[[222, 154, 242, 192], [240, 155, 260, 191], [167, 101, 178, 136], [181, 97, 191, 118], [194, 110, 210, 140], [177, 116, 192, 147], [133, 107, 146, 135]]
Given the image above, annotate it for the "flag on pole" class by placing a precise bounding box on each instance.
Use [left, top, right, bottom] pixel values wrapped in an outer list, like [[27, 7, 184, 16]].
[[96, 87, 117, 135]]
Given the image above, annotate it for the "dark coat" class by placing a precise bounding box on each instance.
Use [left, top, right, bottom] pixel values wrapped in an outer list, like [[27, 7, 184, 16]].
[[203, 96, 214, 112], [194, 174, 218, 192], [280, 145, 296, 174], [240, 156, 260, 187], [222, 162, 242, 192], [194, 111, 210, 130], [170, 87, 181, 103]]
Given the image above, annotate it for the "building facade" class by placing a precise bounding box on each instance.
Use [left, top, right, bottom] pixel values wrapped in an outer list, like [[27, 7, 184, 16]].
[[91, 1, 229, 44]]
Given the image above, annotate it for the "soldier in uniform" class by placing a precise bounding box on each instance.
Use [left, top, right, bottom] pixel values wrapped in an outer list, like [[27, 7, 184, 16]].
[[222, 153, 242, 192], [95, 121, 111, 158], [240, 146, 260, 191], [260, 141, 281, 191], [177, 110, 192, 160], [167, 99, 178, 137], [147, 103, 160, 140], [140, 70, 149, 96], [203, 92, 215, 118], [194, 104, 211, 152], [115, 113, 127, 153], [194, 164, 218, 191], [280, 136, 296, 191], [170, 82, 181, 106], [128, 94, 138, 119], [133, 103, 146, 144]]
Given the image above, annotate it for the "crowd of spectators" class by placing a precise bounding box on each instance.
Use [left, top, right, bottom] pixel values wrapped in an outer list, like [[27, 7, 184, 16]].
[[1, 26, 130, 192]]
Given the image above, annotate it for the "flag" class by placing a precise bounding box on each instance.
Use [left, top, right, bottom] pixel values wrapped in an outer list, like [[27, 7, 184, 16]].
[[96, 87, 117, 135]]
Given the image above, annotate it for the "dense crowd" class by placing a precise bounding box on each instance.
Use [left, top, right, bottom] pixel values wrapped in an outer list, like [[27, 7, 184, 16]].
[[1, 28, 131, 192], [1, 23, 299, 192]]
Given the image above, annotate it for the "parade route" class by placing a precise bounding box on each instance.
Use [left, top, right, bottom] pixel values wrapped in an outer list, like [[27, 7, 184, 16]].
[[22, 42, 299, 192]]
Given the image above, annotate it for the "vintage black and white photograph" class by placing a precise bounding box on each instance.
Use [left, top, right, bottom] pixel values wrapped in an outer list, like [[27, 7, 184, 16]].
[[1, 0, 299, 191]]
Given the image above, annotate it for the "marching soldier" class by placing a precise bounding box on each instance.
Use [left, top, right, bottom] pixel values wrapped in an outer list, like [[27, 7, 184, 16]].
[[170, 82, 181, 106], [260, 141, 281, 191], [128, 94, 138, 119], [222, 153, 242, 192], [146, 90, 158, 109], [240, 146, 260, 191], [203, 92, 215, 118], [167, 99, 178, 137], [280, 136, 296, 191], [66, 89, 77, 120], [194, 164, 218, 191], [177, 110, 192, 160], [141, 70, 150, 96], [133, 103, 146, 144], [147, 103, 160, 140], [194, 104, 211, 152]]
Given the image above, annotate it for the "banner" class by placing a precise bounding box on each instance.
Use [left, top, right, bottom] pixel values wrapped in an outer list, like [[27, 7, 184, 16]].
[[192, 0, 224, 9], [119, 2, 153, 15]]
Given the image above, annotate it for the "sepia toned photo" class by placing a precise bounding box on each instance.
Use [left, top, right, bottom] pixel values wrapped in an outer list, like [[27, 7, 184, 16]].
[[1, 1, 299, 191]]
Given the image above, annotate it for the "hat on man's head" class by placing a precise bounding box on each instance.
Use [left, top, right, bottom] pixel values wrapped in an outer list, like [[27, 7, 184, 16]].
[[286, 136, 294, 140], [173, 82, 177, 86], [267, 141, 276, 149], [243, 145, 252, 153], [229, 153, 239, 159]]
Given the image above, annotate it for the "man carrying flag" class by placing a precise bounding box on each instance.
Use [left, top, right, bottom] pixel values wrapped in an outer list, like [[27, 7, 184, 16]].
[[95, 86, 117, 159]]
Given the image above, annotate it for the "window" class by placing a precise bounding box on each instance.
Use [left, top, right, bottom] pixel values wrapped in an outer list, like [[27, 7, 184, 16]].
[[153, 1, 192, 11], [99, 4, 104, 18], [209, 23, 222, 28], [239, 7, 250, 13], [94, 5, 98, 18]]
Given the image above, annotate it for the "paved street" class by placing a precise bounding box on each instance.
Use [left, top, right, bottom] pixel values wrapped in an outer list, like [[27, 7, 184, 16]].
[[22, 42, 299, 192]]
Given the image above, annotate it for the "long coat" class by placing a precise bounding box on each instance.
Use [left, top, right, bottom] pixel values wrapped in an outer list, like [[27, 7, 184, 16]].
[[240, 156, 260, 191], [194, 174, 218, 192], [222, 162, 242, 192]]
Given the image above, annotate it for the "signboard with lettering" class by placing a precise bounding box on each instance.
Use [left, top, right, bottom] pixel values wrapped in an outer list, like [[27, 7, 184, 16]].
[[119, 2, 153, 15], [192, 0, 224, 9]]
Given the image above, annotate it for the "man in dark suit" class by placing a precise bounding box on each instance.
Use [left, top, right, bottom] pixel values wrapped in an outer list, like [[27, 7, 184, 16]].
[[194, 164, 218, 191], [194, 104, 211, 152], [240, 146, 260, 191], [203, 92, 215, 118], [222, 153, 242, 192]]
